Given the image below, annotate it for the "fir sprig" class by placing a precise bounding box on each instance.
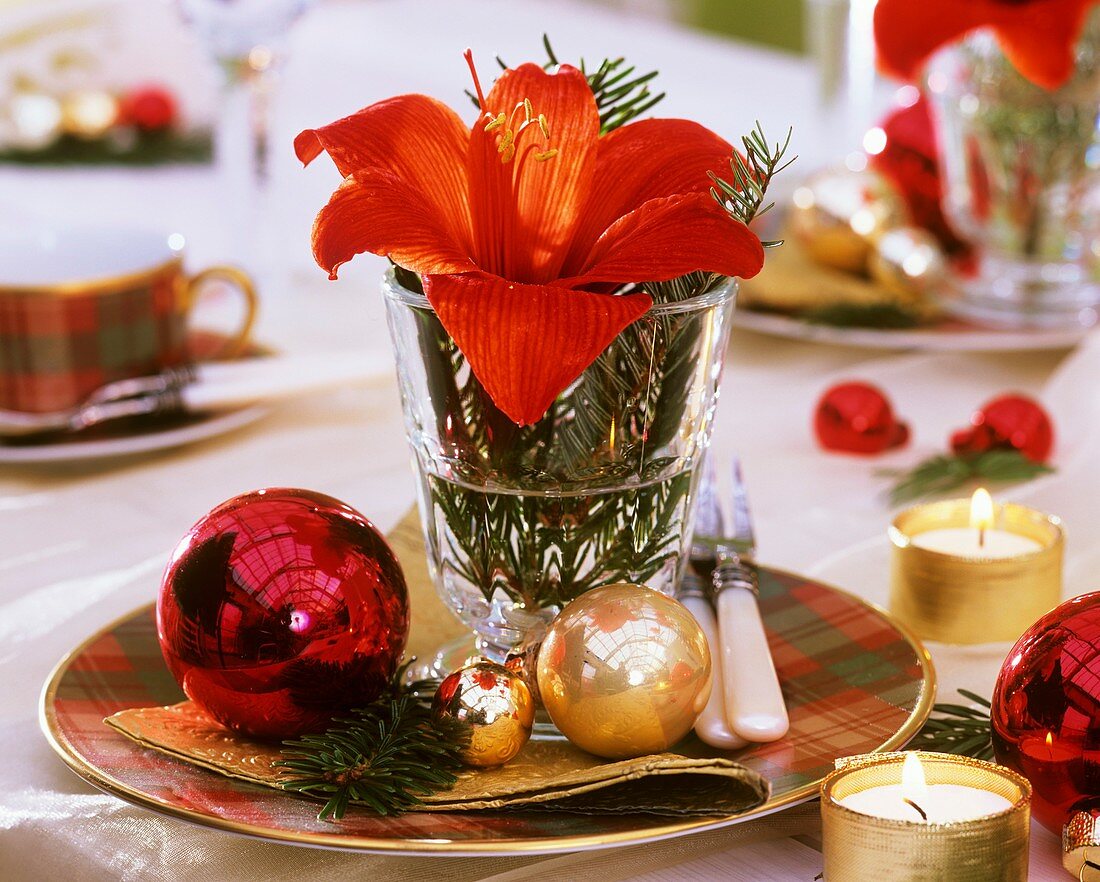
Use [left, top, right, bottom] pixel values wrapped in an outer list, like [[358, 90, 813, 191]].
[[469, 35, 664, 134], [802, 302, 923, 330], [909, 690, 994, 760], [710, 123, 796, 247], [277, 696, 464, 821], [884, 449, 1054, 505]]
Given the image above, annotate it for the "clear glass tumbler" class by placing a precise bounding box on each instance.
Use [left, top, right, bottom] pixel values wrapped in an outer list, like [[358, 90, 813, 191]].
[[925, 16, 1100, 328], [383, 270, 736, 664]]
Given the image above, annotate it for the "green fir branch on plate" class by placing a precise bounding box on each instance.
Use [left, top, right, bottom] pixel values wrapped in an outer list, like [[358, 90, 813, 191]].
[[909, 690, 994, 761], [468, 34, 665, 134], [883, 449, 1054, 506], [710, 123, 796, 247], [276, 663, 457, 821], [801, 302, 923, 330]]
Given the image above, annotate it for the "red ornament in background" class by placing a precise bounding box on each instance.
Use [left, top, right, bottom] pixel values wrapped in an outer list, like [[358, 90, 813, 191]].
[[119, 84, 178, 132], [992, 593, 1100, 834], [157, 488, 409, 741], [950, 394, 1054, 462], [869, 96, 970, 257], [814, 382, 910, 455]]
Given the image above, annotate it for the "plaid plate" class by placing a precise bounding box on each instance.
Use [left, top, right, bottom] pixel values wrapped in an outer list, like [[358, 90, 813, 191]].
[[42, 568, 932, 853]]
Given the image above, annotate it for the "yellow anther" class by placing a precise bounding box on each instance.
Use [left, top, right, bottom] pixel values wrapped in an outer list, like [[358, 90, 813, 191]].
[[523, 98, 533, 120], [538, 113, 550, 140], [499, 143, 516, 163], [484, 112, 506, 132], [534, 148, 559, 162], [496, 129, 514, 153]]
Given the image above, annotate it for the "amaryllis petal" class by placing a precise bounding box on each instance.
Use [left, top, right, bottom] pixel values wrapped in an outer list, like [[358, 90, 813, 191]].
[[296, 94, 472, 249], [874, 0, 1093, 90], [564, 118, 734, 273], [994, 1, 1094, 90], [424, 272, 651, 425], [560, 192, 765, 286], [467, 63, 599, 283], [311, 170, 475, 279]]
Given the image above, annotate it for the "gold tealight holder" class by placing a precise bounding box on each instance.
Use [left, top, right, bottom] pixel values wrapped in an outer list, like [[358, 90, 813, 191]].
[[820, 752, 1031, 882], [889, 495, 1063, 644]]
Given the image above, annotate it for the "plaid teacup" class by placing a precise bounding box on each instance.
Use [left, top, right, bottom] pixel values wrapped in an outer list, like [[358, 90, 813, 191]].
[[0, 226, 256, 413]]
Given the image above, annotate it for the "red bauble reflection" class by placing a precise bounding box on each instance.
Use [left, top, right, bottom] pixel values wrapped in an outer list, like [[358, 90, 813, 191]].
[[951, 394, 1054, 462], [813, 382, 909, 455], [156, 488, 409, 741], [992, 593, 1100, 833]]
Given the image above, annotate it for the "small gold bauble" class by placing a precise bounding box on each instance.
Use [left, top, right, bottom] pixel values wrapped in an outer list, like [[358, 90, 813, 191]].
[[868, 226, 947, 298], [536, 583, 711, 760], [504, 638, 543, 708], [789, 167, 906, 274], [431, 661, 534, 767], [61, 90, 118, 139]]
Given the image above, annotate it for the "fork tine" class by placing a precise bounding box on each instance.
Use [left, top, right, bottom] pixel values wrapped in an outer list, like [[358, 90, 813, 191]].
[[693, 450, 725, 541], [729, 456, 756, 555]]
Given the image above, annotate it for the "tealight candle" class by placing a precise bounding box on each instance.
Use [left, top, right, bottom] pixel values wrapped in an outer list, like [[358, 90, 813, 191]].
[[889, 488, 1063, 644], [821, 752, 1031, 882], [839, 753, 1011, 821]]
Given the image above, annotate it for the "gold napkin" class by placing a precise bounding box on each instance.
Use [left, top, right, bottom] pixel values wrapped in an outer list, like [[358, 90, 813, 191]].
[[105, 510, 769, 817]]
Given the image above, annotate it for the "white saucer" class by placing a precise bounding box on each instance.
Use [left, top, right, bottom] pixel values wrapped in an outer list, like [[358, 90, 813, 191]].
[[0, 404, 270, 464]]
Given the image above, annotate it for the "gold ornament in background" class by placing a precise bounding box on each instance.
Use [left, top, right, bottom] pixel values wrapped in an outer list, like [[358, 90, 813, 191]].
[[536, 583, 711, 760], [868, 226, 948, 298], [61, 90, 118, 139], [431, 661, 534, 767], [6, 92, 63, 150], [789, 167, 905, 274]]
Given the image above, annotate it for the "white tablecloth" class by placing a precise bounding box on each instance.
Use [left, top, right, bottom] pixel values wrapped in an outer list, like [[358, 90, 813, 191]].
[[2, 1, 1096, 878]]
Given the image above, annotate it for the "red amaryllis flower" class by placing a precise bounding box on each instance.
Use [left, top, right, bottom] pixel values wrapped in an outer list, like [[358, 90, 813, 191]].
[[297, 56, 764, 425], [874, 0, 1097, 90]]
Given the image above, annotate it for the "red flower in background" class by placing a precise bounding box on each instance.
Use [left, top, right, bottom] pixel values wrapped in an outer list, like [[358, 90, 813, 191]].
[[297, 57, 764, 425], [870, 97, 970, 257], [874, 0, 1097, 90]]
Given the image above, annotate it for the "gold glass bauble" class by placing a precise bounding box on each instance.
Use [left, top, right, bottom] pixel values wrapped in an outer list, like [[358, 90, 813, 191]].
[[61, 90, 118, 139], [789, 167, 905, 274], [536, 583, 711, 760], [868, 226, 948, 298], [431, 661, 534, 767], [504, 638, 543, 708]]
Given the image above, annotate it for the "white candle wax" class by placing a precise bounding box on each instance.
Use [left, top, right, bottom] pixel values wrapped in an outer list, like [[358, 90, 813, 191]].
[[840, 783, 1012, 822], [911, 527, 1041, 559]]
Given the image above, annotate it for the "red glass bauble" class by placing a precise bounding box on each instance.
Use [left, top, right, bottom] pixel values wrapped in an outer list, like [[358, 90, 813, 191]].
[[119, 85, 177, 131], [992, 593, 1100, 832], [813, 382, 909, 455], [951, 394, 1054, 462], [156, 488, 409, 740]]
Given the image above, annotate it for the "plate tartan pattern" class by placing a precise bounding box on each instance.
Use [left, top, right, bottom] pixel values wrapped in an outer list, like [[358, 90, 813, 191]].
[[41, 568, 934, 855]]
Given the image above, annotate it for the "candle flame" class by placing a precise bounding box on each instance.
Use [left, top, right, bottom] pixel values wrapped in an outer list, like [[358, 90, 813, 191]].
[[902, 753, 928, 801], [1047, 731, 1054, 748], [969, 488, 994, 532]]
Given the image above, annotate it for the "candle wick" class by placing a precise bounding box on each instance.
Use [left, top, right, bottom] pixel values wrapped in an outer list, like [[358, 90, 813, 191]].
[[978, 526, 986, 549], [903, 797, 928, 821]]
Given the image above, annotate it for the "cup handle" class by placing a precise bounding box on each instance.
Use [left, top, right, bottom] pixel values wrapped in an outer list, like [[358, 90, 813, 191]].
[[184, 266, 259, 359]]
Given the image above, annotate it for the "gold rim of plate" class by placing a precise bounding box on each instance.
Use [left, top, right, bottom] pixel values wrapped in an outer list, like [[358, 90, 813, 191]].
[[39, 569, 937, 856]]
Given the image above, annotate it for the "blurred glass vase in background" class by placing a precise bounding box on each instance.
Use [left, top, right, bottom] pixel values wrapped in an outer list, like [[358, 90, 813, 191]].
[[926, 13, 1100, 329]]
